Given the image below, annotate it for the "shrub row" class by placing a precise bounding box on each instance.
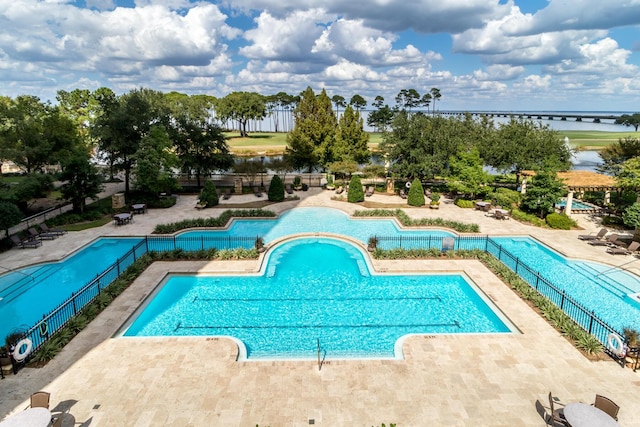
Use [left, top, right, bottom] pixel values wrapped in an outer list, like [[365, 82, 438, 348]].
[[153, 209, 276, 234], [353, 209, 480, 233], [454, 199, 475, 208]]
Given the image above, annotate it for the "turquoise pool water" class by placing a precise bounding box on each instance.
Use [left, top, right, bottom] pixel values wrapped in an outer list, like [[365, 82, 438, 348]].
[[491, 237, 640, 332], [3, 207, 640, 351], [557, 199, 596, 210], [122, 238, 513, 359], [0, 237, 143, 340]]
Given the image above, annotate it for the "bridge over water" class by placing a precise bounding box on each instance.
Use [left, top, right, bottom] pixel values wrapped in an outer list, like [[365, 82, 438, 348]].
[[439, 111, 619, 123]]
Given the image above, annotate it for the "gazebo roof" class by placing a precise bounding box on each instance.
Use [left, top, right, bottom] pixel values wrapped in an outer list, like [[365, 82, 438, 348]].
[[520, 170, 618, 191]]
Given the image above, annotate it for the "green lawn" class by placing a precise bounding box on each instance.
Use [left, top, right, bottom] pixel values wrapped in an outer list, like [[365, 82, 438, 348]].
[[225, 132, 384, 155], [558, 130, 638, 149]]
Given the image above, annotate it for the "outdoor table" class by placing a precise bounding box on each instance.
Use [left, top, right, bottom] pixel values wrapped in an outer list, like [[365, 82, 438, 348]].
[[0, 407, 52, 427], [114, 212, 132, 225], [132, 203, 146, 214], [475, 201, 490, 209], [563, 402, 620, 427]]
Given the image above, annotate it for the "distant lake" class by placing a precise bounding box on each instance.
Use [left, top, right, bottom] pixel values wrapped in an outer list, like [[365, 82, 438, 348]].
[[572, 150, 603, 173]]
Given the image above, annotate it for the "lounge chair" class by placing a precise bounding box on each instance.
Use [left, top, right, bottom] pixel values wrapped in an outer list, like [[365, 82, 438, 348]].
[[547, 392, 568, 426], [254, 187, 263, 197], [578, 228, 607, 241], [588, 233, 620, 246], [285, 184, 293, 195], [607, 241, 640, 255], [28, 227, 56, 240], [593, 394, 619, 420], [40, 223, 67, 236], [223, 189, 231, 200], [30, 391, 50, 409], [10, 235, 42, 249], [365, 186, 374, 197]]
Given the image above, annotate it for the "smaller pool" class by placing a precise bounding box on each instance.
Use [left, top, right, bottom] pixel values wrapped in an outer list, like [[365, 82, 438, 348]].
[[121, 238, 516, 360], [557, 199, 596, 210]]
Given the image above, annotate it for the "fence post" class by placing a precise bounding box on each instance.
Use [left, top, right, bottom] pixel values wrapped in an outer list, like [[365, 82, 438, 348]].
[[145, 236, 149, 253], [201, 235, 204, 251], [117, 259, 120, 276], [560, 291, 565, 309], [588, 311, 594, 334], [72, 292, 77, 315], [535, 273, 540, 290], [498, 246, 502, 260], [515, 258, 519, 274]]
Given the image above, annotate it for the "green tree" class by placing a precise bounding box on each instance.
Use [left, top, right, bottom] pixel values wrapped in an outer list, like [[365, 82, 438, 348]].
[[521, 169, 565, 218], [334, 105, 370, 164], [199, 180, 219, 207], [234, 159, 263, 188], [347, 174, 364, 203], [395, 89, 420, 112], [58, 149, 103, 213], [349, 94, 367, 111], [430, 88, 441, 113], [286, 87, 336, 172], [597, 137, 640, 176], [133, 125, 178, 195], [216, 92, 266, 137], [10, 173, 54, 211], [0, 201, 23, 233], [447, 148, 490, 199], [420, 93, 432, 113], [56, 89, 101, 148], [172, 118, 233, 188], [407, 178, 425, 207], [381, 112, 468, 181], [327, 160, 359, 181], [331, 95, 346, 118], [480, 118, 572, 181], [164, 91, 216, 123], [367, 104, 394, 133], [0, 96, 80, 173], [622, 203, 640, 241], [93, 88, 169, 193], [268, 175, 285, 202], [617, 157, 640, 190], [615, 113, 640, 131]]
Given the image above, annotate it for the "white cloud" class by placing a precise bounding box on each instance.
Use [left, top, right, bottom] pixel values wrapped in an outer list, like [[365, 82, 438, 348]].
[[501, 0, 640, 35], [473, 64, 525, 81]]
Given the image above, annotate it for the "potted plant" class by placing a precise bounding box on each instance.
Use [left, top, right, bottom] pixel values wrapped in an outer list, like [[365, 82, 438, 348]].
[[430, 192, 441, 209], [367, 236, 378, 252], [293, 176, 302, 190], [326, 174, 335, 190]]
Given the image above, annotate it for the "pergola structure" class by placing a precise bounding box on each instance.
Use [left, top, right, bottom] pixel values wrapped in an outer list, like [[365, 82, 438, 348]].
[[520, 170, 619, 216]]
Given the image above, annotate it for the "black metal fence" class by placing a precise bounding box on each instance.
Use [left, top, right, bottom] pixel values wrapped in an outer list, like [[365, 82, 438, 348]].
[[375, 234, 621, 347], [10, 235, 258, 370]]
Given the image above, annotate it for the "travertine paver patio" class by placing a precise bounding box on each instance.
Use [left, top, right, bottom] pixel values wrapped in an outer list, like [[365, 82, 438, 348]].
[[1, 189, 640, 426]]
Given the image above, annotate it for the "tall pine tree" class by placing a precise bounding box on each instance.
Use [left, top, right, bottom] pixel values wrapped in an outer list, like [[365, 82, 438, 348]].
[[334, 105, 370, 164], [285, 87, 336, 172]]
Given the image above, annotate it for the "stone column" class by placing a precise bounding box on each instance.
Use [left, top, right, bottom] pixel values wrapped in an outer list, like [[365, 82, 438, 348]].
[[565, 191, 574, 216], [605, 190, 611, 205], [520, 178, 527, 194], [386, 178, 394, 193]]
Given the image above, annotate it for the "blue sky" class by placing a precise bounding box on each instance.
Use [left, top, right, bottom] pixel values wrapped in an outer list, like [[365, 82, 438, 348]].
[[1, 0, 639, 111]]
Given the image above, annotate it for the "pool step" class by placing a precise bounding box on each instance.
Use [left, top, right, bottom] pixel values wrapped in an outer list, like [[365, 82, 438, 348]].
[[569, 262, 635, 298]]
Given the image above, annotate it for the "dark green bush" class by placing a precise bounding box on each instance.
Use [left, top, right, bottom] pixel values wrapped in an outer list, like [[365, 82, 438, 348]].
[[510, 208, 547, 227], [408, 178, 425, 207], [546, 213, 577, 229], [455, 199, 475, 208], [199, 181, 219, 207], [268, 175, 285, 202], [602, 215, 625, 226], [293, 176, 302, 188], [490, 188, 521, 208], [0, 201, 23, 230], [348, 175, 364, 203]]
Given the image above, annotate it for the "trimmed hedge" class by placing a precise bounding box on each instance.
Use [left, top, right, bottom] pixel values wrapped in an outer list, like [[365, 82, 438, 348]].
[[455, 199, 475, 208], [348, 175, 365, 203], [353, 208, 480, 233], [546, 212, 577, 230], [407, 178, 425, 207], [268, 175, 285, 202], [153, 209, 276, 234]]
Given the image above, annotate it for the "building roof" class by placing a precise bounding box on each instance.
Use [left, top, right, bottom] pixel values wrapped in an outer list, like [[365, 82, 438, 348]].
[[520, 170, 618, 191]]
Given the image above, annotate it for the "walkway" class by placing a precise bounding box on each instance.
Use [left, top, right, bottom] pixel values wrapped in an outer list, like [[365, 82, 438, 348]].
[[1, 189, 639, 426]]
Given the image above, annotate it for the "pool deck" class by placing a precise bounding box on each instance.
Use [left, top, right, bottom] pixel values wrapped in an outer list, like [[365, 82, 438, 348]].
[[2, 189, 640, 426]]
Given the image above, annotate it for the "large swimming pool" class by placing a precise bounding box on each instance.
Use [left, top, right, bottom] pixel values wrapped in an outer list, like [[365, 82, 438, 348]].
[[121, 238, 514, 359], [2, 207, 640, 349]]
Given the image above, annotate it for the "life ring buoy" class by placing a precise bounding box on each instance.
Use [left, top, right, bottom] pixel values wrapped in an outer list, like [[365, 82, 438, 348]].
[[405, 182, 411, 189], [12, 338, 32, 362], [607, 333, 625, 357], [39, 321, 48, 337]]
